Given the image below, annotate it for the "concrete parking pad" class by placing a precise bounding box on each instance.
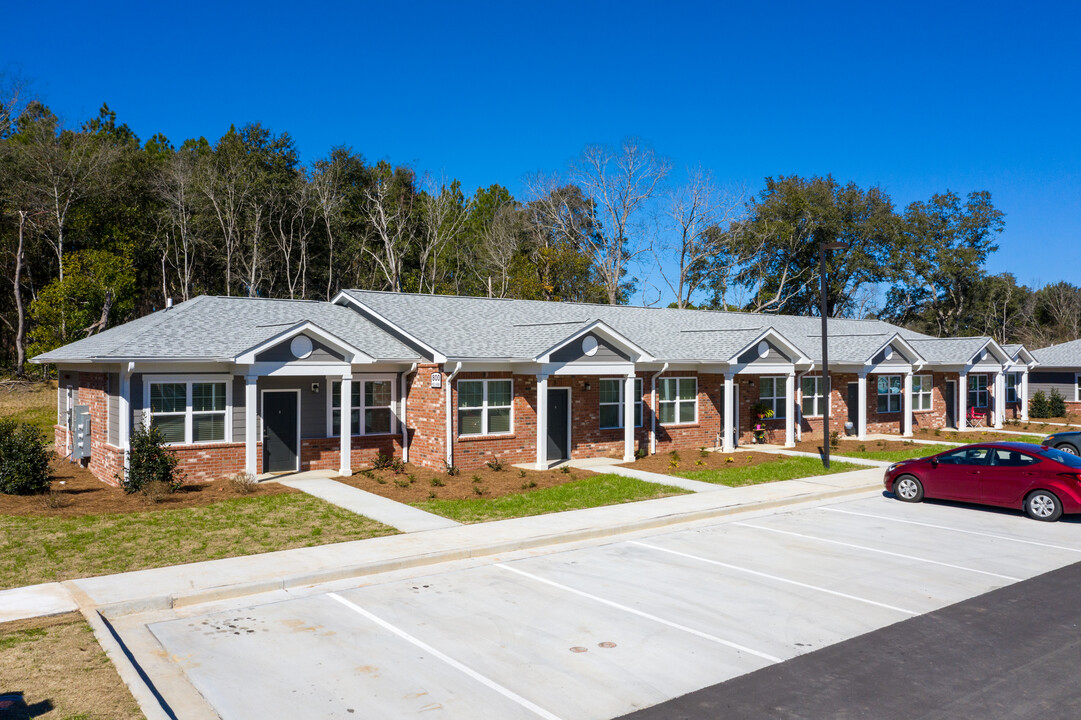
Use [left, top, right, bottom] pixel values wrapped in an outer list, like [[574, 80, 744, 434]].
[[128, 494, 1081, 719]]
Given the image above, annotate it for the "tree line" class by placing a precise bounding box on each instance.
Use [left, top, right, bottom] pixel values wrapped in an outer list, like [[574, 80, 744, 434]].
[[0, 77, 1076, 376]]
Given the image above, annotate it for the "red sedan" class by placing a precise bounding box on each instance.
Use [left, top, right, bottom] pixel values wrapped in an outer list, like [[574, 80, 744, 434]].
[[883, 442, 1081, 522]]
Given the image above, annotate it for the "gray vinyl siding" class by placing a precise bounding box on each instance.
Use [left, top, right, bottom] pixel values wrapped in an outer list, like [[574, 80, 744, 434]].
[[107, 373, 119, 445], [870, 344, 912, 366], [259, 376, 326, 438], [736, 340, 790, 365], [232, 376, 246, 440], [254, 334, 347, 362], [131, 373, 144, 430], [58, 371, 79, 425], [1028, 371, 1079, 401], [550, 332, 630, 363]]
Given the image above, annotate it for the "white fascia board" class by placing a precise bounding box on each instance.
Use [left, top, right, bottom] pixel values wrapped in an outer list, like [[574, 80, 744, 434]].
[[730, 362, 796, 375], [533, 319, 654, 363], [541, 361, 637, 376], [332, 291, 447, 363], [868, 333, 926, 366], [726, 327, 811, 366], [970, 337, 1011, 365], [234, 321, 374, 365], [246, 361, 353, 377], [864, 362, 914, 374]]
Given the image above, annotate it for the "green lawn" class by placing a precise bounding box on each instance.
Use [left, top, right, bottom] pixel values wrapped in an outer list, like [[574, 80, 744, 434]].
[[414, 473, 688, 523], [832, 443, 957, 462], [676, 456, 863, 486], [0, 493, 397, 590]]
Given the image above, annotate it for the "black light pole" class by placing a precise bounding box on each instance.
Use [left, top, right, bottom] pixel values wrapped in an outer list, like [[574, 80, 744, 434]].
[[819, 241, 847, 469]]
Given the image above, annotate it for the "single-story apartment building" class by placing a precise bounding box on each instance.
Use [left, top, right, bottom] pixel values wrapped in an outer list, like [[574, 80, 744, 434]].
[[1029, 339, 1081, 415], [34, 291, 1040, 485]]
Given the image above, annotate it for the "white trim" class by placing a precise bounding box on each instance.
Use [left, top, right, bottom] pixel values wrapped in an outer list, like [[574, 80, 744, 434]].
[[912, 373, 933, 411], [866, 333, 926, 367], [332, 291, 447, 362], [1075, 373, 1081, 403], [260, 388, 301, 473], [967, 373, 989, 409], [800, 375, 826, 418], [457, 378, 515, 438], [535, 374, 548, 470], [245, 375, 258, 475], [657, 376, 698, 426], [726, 327, 812, 366], [533, 320, 654, 363], [875, 373, 903, 414], [599, 377, 644, 430], [142, 374, 233, 446], [234, 321, 374, 364], [757, 375, 788, 420], [327, 374, 398, 437]]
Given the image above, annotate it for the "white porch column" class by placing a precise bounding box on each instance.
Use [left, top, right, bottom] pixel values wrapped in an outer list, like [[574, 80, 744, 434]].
[[535, 374, 548, 470], [857, 372, 868, 440], [795, 376, 803, 443], [119, 363, 133, 475], [958, 372, 968, 430], [723, 373, 735, 452], [993, 371, 1005, 429], [784, 373, 795, 448], [245, 375, 258, 476], [339, 374, 352, 476], [1021, 370, 1030, 422], [903, 371, 913, 437], [623, 374, 636, 462]]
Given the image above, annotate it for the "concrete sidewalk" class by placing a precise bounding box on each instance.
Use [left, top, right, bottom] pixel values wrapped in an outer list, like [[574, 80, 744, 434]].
[[0, 467, 883, 625], [276, 474, 460, 533]]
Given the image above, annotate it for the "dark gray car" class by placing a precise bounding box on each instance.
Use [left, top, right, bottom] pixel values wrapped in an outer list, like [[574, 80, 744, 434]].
[[1043, 431, 1081, 455]]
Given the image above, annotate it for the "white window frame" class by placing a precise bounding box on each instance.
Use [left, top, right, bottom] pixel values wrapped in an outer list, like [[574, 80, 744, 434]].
[[1075, 373, 1080, 403], [142, 374, 232, 446], [876, 374, 902, 413], [58, 385, 73, 426], [658, 377, 698, 426], [1005, 373, 1019, 404], [327, 374, 398, 437], [457, 378, 514, 437], [599, 377, 644, 430], [913, 374, 933, 411], [800, 375, 825, 418], [759, 376, 788, 420], [968, 374, 988, 409]]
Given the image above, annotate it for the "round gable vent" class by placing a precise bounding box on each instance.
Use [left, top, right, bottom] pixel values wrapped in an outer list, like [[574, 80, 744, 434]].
[[758, 341, 770, 358], [290, 335, 314, 359], [883, 347, 894, 361], [582, 335, 599, 357]]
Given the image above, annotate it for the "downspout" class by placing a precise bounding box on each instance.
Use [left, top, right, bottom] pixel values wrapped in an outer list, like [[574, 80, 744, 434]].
[[649, 363, 669, 455], [401, 363, 417, 464], [444, 362, 462, 469]]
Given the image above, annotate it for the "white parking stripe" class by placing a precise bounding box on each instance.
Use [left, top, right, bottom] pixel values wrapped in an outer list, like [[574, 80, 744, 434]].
[[494, 563, 782, 663], [628, 541, 919, 616], [732, 522, 1022, 582], [821, 507, 1081, 553], [327, 592, 564, 720]]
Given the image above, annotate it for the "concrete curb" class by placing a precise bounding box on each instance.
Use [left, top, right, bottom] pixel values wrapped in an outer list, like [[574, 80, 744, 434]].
[[97, 480, 880, 620]]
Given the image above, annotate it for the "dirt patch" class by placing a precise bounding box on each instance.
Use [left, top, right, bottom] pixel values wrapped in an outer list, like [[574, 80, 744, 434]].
[[0, 612, 144, 719], [619, 448, 783, 475], [0, 456, 295, 517], [790, 438, 926, 456], [337, 462, 610, 502], [911, 428, 1047, 444]]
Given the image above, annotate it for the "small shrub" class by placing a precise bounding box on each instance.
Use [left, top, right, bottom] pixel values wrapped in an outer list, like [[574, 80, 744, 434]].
[[472, 474, 482, 483], [359, 468, 375, 479], [485, 457, 505, 472], [876, 440, 885, 448], [725, 456, 734, 463], [858, 444, 867, 452], [829, 431, 840, 449], [695, 459, 704, 466], [521, 480, 538, 490], [473, 485, 488, 496], [39, 488, 67, 509], [430, 477, 445, 487], [934, 428, 941, 436], [372, 453, 394, 470], [518, 469, 527, 478], [634, 447, 647, 459], [428, 490, 437, 499], [1048, 389, 1067, 418], [0, 420, 50, 495], [560, 465, 571, 474], [699, 447, 709, 458], [375, 477, 387, 485], [122, 425, 182, 495], [393, 478, 410, 488], [1030, 390, 1050, 419], [444, 461, 460, 476], [228, 472, 258, 494], [669, 450, 681, 463]]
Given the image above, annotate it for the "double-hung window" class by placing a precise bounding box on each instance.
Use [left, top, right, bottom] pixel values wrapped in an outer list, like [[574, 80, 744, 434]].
[[1076, 374, 1081, 403], [147, 377, 230, 444], [1005, 373, 1019, 404], [599, 378, 644, 429], [658, 378, 697, 424], [912, 374, 933, 411], [759, 377, 788, 419], [458, 379, 513, 436], [877, 375, 902, 413], [330, 377, 396, 436], [800, 376, 825, 417], [968, 374, 988, 408]]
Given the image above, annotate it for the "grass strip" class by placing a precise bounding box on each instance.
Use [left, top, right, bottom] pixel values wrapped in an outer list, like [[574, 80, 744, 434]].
[[0, 493, 396, 590], [830, 444, 958, 462], [677, 456, 864, 486], [414, 473, 688, 523]]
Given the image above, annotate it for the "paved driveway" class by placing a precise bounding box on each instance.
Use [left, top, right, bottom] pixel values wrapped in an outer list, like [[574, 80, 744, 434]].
[[143, 495, 1081, 719]]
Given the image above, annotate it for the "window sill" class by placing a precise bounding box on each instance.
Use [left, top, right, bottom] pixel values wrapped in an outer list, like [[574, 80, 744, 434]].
[[458, 432, 516, 442], [328, 432, 398, 439], [600, 426, 646, 432], [660, 423, 700, 429]]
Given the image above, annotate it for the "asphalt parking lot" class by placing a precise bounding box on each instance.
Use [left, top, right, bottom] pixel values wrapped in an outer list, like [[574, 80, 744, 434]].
[[142, 494, 1081, 719]]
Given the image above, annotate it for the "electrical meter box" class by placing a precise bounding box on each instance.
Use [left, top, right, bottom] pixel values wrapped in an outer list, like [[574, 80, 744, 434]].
[[71, 405, 92, 460]]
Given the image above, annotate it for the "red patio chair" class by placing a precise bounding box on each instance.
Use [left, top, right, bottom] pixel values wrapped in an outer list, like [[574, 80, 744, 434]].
[[967, 406, 987, 428]]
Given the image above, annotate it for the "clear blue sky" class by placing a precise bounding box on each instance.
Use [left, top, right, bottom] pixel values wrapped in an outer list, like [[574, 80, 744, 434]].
[[5, 0, 1079, 303]]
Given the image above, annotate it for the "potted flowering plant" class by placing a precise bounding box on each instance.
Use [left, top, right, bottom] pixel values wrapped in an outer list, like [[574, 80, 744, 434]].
[[751, 403, 774, 443]]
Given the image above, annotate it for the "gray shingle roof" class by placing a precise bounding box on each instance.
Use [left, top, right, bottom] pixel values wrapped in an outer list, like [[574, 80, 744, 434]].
[[907, 336, 992, 364], [34, 296, 421, 363], [1033, 339, 1081, 368], [340, 290, 936, 364]]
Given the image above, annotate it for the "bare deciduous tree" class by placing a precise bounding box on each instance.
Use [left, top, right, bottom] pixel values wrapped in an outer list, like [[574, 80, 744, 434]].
[[571, 138, 670, 304], [311, 156, 345, 299], [155, 148, 201, 302], [361, 169, 415, 292], [418, 174, 470, 294], [268, 173, 316, 299]]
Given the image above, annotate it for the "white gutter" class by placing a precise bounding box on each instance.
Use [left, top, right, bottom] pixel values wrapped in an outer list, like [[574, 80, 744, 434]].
[[649, 363, 669, 455], [444, 362, 462, 468], [401, 363, 417, 463]]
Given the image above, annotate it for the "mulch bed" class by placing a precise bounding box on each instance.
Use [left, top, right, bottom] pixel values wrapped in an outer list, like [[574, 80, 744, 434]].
[[619, 449, 783, 475], [790, 438, 928, 456], [0, 456, 296, 517], [336, 462, 607, 502]]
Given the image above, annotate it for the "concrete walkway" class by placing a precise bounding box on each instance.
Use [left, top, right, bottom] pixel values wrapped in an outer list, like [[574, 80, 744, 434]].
[[275, 473, 461, 533], [0, 582, 78, 623]]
